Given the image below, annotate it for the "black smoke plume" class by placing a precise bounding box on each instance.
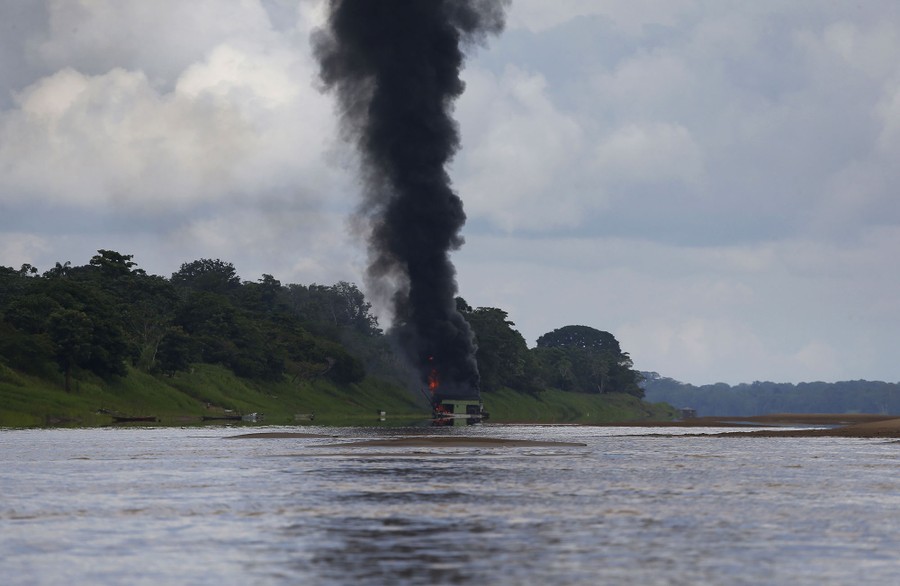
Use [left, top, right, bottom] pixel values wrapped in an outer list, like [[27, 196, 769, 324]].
[[314, 0, 508, 399]]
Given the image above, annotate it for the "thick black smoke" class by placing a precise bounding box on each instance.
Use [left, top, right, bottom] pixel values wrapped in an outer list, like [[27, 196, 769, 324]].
[[314, 0, 508, 399]]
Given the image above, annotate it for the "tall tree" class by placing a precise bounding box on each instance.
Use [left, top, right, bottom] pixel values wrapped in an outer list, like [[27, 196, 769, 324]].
[[534, 325, 643, 397], [47, 309, 93, 392], [536, 325, 622, 354], [462, 305, 536, 393], [89, 250, 143, 279], [171, 259, 241, 296]]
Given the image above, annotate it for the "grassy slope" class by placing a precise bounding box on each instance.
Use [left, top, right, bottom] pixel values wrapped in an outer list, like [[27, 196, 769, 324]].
[[0, 362, 430, 427], [483, 387, 676, 424], [0, 363, 674, 428]]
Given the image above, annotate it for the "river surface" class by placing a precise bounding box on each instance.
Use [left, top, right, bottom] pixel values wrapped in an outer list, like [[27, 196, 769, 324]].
[[1, 424, 898, 585]]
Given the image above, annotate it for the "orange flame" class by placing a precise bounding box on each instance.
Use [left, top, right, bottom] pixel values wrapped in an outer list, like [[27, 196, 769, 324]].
[[427, 356, 439, 393], [428, 369, 439, 393]]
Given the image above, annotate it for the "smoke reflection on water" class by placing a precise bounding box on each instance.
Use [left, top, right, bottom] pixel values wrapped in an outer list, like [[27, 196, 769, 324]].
[[1, 426, 899, 585]]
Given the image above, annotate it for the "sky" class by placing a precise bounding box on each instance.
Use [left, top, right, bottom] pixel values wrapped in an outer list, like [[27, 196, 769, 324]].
[[2, 0, 899, 385]]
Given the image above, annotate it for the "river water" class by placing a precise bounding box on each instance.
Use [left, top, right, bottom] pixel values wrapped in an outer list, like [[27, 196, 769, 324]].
[[1, 424, 898, 585]]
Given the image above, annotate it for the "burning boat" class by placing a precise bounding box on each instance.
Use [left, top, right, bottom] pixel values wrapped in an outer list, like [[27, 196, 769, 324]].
[[427, 359, 488, 426], [431, 398, 488, 426]]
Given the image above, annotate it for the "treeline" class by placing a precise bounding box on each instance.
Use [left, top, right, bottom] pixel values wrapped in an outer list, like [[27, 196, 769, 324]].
[[641, 372, 900, 416], [0, 250, 643, 398]]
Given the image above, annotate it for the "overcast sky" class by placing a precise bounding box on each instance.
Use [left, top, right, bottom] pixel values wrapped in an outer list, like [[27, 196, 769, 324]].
[[2, 0, 898, 385]]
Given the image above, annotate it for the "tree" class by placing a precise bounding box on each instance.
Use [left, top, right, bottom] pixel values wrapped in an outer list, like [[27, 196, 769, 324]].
[[462, 305, 537, 393], [43, 261, 72, 279], [120, 274, 179, 370], [531, 347, 577, 391], [18, 264, 38, 277], [1, 251, 384, 389], [3, 294, 62, 334], [536, 325, 622, 354], [171, 259, 241, 295], [329, 281, 381, 335], [534, 325, 643, 397], [281, 281, 380, 337], [89, 250, 143, 279], [44, 279, 130, 379], [237, 274, 284, 315], [0, 320, 54, 375], [48, 309, 93, 392], [156, 326, 193, 376], [173, 291, 286, 380]]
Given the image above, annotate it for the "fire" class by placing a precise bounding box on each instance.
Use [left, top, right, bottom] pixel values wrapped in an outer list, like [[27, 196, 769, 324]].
[[427, 356, 439, 393]]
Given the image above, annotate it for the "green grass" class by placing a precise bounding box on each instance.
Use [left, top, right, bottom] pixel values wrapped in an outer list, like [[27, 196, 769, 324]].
[[0, 363, 674, 428], [0, 363, 431, 428], [483, 387, 676, 424]]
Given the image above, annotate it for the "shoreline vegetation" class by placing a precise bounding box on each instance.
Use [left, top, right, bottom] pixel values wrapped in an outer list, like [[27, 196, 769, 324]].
[[3, 253, 897, 434], [1, 251, 657, 429], [0, 360, 675, 428], [4, 358, 897, 438]]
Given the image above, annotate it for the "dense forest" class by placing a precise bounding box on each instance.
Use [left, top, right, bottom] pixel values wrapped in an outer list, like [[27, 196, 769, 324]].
[[641, 372, 900, 416], [0, 250, 644, 403]]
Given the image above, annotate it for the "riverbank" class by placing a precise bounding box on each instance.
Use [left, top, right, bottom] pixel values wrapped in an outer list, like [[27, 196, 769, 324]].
[[0, 362, 673, 428], [482, 387, 675, 424], [0, 362, 428, 427]]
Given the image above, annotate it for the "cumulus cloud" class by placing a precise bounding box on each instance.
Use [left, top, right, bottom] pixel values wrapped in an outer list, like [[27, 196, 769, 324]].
[[456, 230, 900, 384], [507, 0, 697, 34], [0, 233, 50, 268], [1, 66, 256, 209], [0, 0, 350, 284], [2, 26, 338, 211], [454, 66, 589, 231], [31, 0, 276, 86], [593, 122, 704, 187], [457, 1, 900, 252]]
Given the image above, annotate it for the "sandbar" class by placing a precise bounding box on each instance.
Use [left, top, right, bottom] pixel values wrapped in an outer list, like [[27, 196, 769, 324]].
[[225, 432, 336, 439], [614, 414, 900, 438], [316, 437, 587, 448], [717, 416, 900, 438]]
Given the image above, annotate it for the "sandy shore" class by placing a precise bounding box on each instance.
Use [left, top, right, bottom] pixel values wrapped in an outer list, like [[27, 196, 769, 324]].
[[316, 437, 588, 448], [624, 414, 900, 438], [715, 415, 900, 438], [224, 432, 337, 439]]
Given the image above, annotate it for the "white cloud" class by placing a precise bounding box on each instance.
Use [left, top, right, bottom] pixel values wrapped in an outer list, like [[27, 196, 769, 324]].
[[1, 66, 254, 209], [590, 51, 696, 120], [507, 0, 697, 34], [177, 44, 300, 108], [617, 316, 849, 384], [594, 122, 704, 187], [0, 40, 339, 213], [0, 0, 354, 288], [456, 230, 900, 384], [454, 65, 589, 231], [0, 233, 50, 268], [169, 206, 360, 283], [795, 19, 900, 81], [876, 81, 900, 154], [32, 0, 277, 86]]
